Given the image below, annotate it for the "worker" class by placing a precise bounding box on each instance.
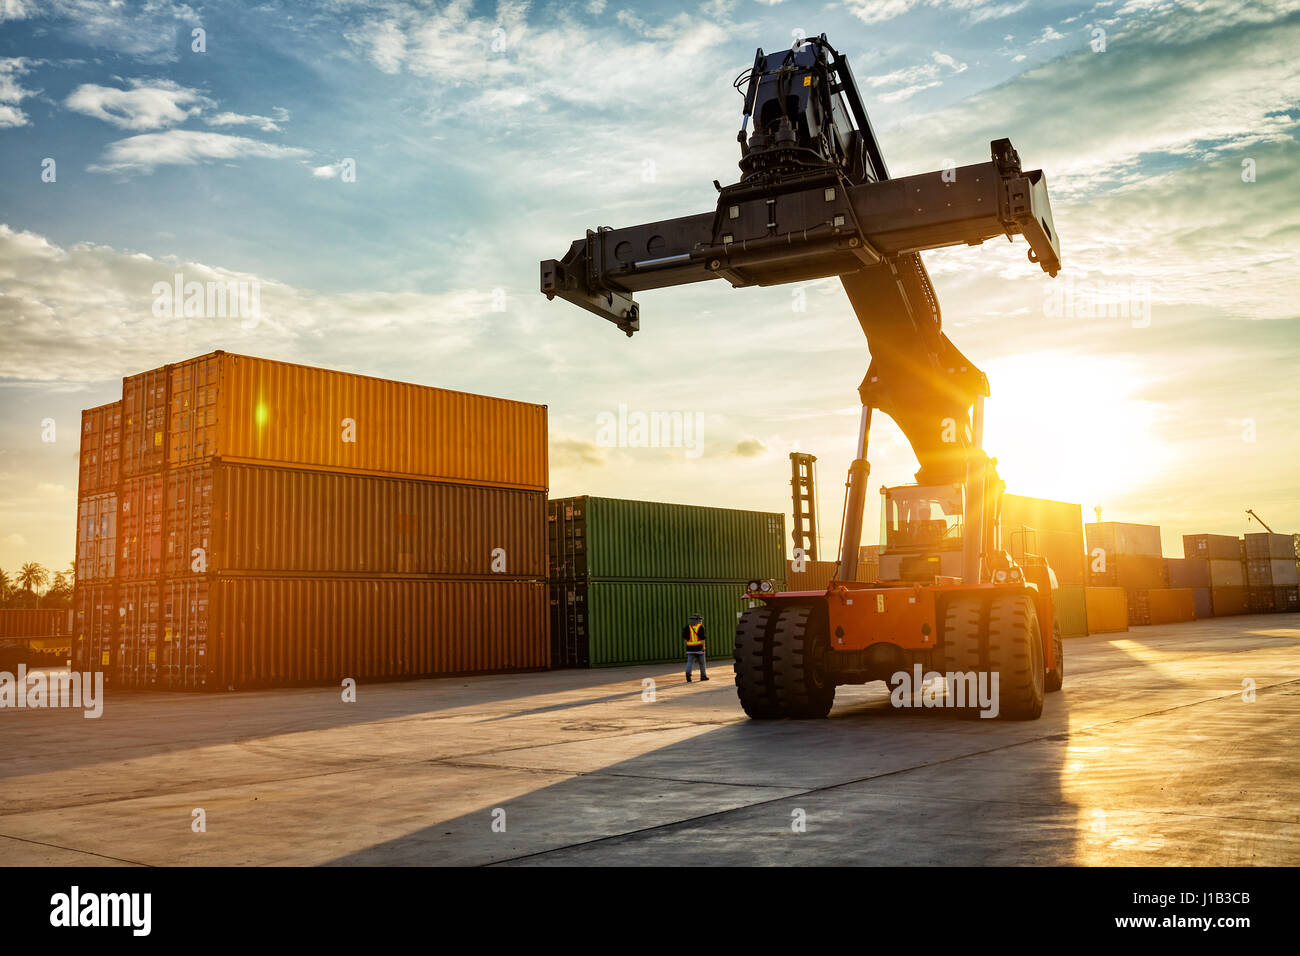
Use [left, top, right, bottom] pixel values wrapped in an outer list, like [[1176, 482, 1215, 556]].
[[683, 612, 709, 682]]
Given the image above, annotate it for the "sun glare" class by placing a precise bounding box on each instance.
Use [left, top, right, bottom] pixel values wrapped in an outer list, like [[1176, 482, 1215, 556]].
[[981, 351, 1172, 508]]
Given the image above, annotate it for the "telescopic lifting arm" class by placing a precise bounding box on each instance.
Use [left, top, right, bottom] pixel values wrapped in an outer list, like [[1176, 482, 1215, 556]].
[[540, 34, 1062, 581]]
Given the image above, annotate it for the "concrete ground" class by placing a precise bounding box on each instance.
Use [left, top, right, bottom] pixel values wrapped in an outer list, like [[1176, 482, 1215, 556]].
[[1, 615, 1298, 866]]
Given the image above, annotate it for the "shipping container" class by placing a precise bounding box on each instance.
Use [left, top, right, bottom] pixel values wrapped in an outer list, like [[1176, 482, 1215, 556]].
[[72, 583, 116, 674], [1086, 522, 1161, 558], [78, 402, 122, 496], [164, 352, 547, 490], [118, 579, 161, 687], [1207, 559, 1246, 588], [0, 608, 71, 639], [1128, 588, 1195, 626], [121, 366, 170, 476], [1182, 533, 1240, 561], [1192, 588, 1213, 619], [1273, 586, 1300, 612], [1245, 557, 1299, 588], [1210, 586, 1247, 616], [75, 493, 117, 581], [102, 576, 547, 689], [1244, 532, 1294, 560], [550, 579, 752, 667], [118, 474, 165, 579], [1084, 587, 1128, 634], [1165, 557, 1210, 589], [1053, 585, 1088, 636], [548, 496, 785, 582], [1246, 587, 1275, 613], [162, 462, 546, 577], [1002, 494, 1086, 586], [1088, 554, 1167, 590]]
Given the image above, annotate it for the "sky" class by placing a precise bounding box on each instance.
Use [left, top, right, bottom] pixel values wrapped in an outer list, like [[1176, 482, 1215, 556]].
[[0, 0, 1297, 574]]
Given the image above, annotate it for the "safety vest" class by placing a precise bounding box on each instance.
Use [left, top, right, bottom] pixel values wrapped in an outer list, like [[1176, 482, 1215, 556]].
[[686, 623, 705, 649]]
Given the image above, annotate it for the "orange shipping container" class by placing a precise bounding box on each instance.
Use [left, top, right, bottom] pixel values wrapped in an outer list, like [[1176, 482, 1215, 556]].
[[76, 493, 117, 581], [162, 462, 546, 577], [118, 474, 165, 579], [1147, 588, 1196, 625], [78, 402, 122, 496], [72, 583, 116, 673], [163, 352, 547, 490], [1085, 586, 1128, 634], [0, 609, 71, 639], [121, 366, 170, 476]]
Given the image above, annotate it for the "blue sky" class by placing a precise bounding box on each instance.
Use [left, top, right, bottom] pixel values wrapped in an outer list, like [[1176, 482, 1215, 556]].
[[1, 0, 1298, 571]]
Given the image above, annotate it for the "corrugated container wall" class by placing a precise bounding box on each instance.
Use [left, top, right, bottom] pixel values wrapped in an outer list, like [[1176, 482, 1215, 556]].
[[0, 609, 71, 639], [1086, 522, 1162, 558], [1054, 585, 1088, 636], [551, 580, 753, 667], [167, 353, 547, 490], [164, 463, 546, 577], [210, 577, 549, 688], [76, 493, 117, 581], [1085, 587, 1128, 634], [1182, 534, 1240, 561], [548, 496, 785, 582], [78, 402, 122, 496], [121, 366, 169, 476], [1244, 533, 1295, 560]]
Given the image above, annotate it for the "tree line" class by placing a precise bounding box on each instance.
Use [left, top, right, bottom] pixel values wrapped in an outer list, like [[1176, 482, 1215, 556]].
[[0, 562, 75, 609]]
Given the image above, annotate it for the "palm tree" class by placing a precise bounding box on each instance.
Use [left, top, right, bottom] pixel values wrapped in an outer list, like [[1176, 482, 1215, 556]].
[[0, 568, 10, 605], [17, 562, 48, 605]]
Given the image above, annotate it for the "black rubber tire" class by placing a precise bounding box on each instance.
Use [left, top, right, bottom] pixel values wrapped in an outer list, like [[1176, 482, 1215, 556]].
[[935, 596, 985, 716], [1045, 619, 1064, 692], [987, 593, 1045, 720], [770, 606, 835, 719], [734, 606, 782, 719]]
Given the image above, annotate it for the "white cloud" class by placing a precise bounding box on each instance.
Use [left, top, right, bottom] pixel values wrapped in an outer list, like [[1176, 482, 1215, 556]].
[[204, 111, 284, 132], [0, 222, 505, 384], [865, 51, 968, 101], [0, 57, 36, 127], [87, 130, 308, 174], [6, 0, 200, 61], [844, 0, 1030, 24], [65, 78, 209, 130]]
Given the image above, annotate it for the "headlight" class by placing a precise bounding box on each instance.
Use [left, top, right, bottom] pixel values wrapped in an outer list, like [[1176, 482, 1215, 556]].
[[1009, 568, 1022, 582], [994, 569, 1008, 583]]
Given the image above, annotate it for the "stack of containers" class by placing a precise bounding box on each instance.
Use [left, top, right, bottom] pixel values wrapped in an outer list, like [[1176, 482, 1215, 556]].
[[1243, 533, 1300, 612], [1182, 534, 1247, 616], [548, 496, 785, 667], [74, 401, 122, 674], [1085, 522, 1165, 629], [73, 351, 550, 690], [1002, 495, 1088, 636]]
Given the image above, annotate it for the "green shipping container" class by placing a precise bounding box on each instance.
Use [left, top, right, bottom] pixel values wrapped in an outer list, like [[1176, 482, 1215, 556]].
[[548, 496, 785, 582], [1053, 585, 1088, 637], [550, 579, 755, 667]]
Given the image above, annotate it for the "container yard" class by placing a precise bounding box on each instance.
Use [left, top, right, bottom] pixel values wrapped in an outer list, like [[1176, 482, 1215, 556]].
[[1, 3, 1297, 925]]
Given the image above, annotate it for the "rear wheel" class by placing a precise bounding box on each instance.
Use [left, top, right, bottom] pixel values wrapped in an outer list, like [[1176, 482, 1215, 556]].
[[1045, 619, 1064, 692], [734, 606, 782, 719], [771, 606, 835, 719]]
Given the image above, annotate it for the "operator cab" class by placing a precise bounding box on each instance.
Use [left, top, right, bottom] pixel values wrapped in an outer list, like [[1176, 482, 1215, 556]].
[[878, 483, 966, 583]]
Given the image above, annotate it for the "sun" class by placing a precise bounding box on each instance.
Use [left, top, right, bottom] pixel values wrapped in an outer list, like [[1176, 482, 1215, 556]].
[[980, 350, 1173, 509]]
